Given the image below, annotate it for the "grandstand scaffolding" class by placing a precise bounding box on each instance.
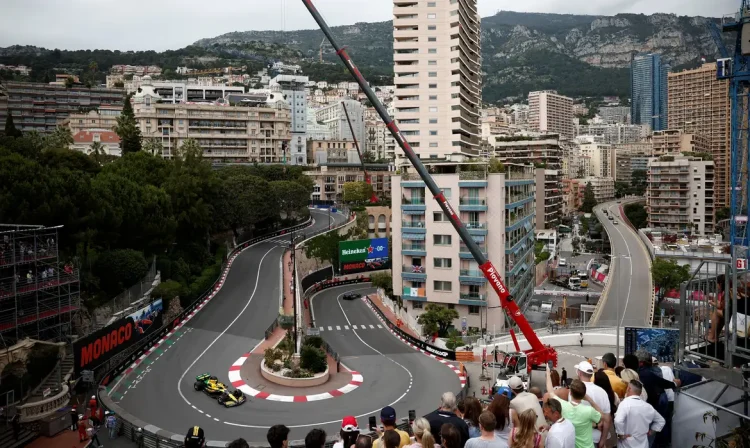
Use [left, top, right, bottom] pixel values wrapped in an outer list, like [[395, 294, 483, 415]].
[[0, 224, 80, 347]]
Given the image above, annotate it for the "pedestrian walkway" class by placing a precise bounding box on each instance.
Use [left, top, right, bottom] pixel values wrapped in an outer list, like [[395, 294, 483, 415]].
[[366, 292, 421, 340], [318, 324, 384, 332], [252, 250, 295, 355]]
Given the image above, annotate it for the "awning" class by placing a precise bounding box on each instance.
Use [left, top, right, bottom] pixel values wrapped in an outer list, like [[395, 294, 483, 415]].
[[520, 263, 528, 273], [402, 210, 426, 215], [524, 221, 532, 232], [513, 244, 521, 255], [402, 233, 425, 240]]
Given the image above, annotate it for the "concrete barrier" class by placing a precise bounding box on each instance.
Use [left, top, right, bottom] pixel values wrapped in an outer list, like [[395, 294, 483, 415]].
[[473, 328, 623, 355]]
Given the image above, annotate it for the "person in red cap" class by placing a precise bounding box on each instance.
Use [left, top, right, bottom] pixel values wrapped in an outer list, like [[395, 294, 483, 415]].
[[77, 414, 87, 442], [334, 416, 360, 448]]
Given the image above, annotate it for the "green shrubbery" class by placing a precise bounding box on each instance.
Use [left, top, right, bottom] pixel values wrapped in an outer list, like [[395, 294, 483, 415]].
[[300, 344, 327, 374]]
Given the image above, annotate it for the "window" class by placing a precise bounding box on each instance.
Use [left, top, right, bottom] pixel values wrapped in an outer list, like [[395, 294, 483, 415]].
[[427, 1, 436, 6], [433, 212, 447, 222], [434, 258, 452, 268], [427, 13, 436, 19], [434, 281, 452, 292], [428, 25, 436, 30], [442, 188, 451, 199], [433, 234, 452, 245], [429, 83, 437, 88], [428, 60, 437, 65], [412, 301, 423, 310], [428, 37, 437, 42], [694, 208, 697, 214], [468, 306, 480, 315], [429, 107, 438, 112], [429, 118, 438, 124], [429, 142, 438, 147], [428, 48, 437, 54], [428, 72, 437, 77], [447, 303, 455, 309], [430, 130, 438, 135]]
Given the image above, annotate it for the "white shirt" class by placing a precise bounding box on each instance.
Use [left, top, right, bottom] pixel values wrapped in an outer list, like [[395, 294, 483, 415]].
[[570, 381, 611, 443], [659, 366, 675, 402], [545, 418, 575, 448], [614, 396, 665, 448]]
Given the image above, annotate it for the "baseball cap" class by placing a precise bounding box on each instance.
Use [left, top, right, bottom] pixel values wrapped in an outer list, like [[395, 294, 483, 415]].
[[380, 406, 396, 420], [574, 361, 595, 374], [341, 416, 359, 432], [185, 426, 206, 448], [508, 376, 524, 390], [495, 386, 513, 398]]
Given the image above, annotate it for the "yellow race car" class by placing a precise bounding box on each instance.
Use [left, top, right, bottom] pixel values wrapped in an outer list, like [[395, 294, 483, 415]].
[[194, 373, 228, 397]]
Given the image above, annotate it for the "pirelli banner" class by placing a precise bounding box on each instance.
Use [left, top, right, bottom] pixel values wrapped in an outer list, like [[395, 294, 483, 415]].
[[74, 299, 164, 376], [364, 296, 456, 361]]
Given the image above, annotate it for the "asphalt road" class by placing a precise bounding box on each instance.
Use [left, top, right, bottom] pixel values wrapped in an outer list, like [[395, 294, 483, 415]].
[[115, 209, 347, 444], [594, 200, 653, 327]]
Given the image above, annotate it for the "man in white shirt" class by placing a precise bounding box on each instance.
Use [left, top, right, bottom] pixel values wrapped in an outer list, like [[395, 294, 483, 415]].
[[656, 360, 676, 448], [542, 398, 575, 448], [555, 361, 611, 448], [614, 380, 665, 448]]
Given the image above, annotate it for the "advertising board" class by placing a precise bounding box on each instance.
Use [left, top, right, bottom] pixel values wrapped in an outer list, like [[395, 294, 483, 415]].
[[339, 238, 389, 274], [623, 327, 679, 362]]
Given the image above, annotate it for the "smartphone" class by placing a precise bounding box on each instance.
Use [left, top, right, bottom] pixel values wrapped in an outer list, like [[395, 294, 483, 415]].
[[369, 416, 377, 431], [408, 410, 416, 422]]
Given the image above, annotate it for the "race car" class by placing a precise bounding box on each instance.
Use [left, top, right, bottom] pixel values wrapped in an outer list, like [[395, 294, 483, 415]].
[[218, 389, 247, 408], [194, 373, 228, 397], [342, 292, 360, 300]]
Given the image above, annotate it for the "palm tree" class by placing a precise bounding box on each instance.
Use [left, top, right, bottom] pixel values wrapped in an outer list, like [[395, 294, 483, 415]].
[[89, 141, 105, 164]]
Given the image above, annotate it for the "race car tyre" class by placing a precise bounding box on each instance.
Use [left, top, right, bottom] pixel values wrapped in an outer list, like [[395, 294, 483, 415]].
[[194, 381, 204, 391]]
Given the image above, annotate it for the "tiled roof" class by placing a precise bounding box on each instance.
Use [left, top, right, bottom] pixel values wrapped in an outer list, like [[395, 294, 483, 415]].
[[72, 130, 120, 144]]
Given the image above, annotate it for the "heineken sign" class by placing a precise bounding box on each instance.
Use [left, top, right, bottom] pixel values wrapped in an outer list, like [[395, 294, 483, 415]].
[[339, 238, 389, 263]]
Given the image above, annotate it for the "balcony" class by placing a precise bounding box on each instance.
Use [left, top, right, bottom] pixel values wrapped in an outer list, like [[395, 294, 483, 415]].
[[459, 269, 486, 286], [401, 265, 427, 280], [401, 220, 426, 232], [465, 221, 487, 235], [458, 293, 486, 306], [458, 197, 488, 211], [402, 242, 426, 257], [459, 242, 486, 259], [401, 195, 426, 212]]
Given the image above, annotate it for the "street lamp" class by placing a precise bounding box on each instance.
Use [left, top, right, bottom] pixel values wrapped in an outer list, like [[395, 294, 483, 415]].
[[611, 254, 630, 362]]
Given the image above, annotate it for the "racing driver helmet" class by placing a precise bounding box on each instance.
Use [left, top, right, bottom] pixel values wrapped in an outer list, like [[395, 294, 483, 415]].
[[185, 425, 206, 448]]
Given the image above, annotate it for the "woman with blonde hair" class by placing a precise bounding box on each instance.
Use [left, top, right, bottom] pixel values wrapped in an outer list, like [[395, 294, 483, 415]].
[[406, 418, 437, 448], [508, 409, 541, 448], [619, 368, 648, 401]]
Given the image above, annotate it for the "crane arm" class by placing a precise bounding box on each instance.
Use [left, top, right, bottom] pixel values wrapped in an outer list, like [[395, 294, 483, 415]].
[[301, 0, 556, 366], [707, 20, 730, 59]]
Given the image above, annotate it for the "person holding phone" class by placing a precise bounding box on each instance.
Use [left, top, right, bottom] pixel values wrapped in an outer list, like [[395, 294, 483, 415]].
[[373, 407, 410, 448]]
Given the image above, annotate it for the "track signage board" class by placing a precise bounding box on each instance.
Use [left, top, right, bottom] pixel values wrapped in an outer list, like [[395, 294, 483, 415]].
[[339, 237, 389, 274]]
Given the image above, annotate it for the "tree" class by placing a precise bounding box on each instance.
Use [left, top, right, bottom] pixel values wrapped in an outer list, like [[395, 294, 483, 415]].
[[64, 76, 74, 88], [623, 203, 648, 229], [342, 181, 373, 204], [651, 259, 691, 301], [270, 180, 310, 219], [89, 141, 105, 164], [488, 158, 505, 173], [417, 303, 459, 337], [614, 181, 629, 199], [214, 174, 272, 238], [44, 127, 74, 151], [360, 150, 375, 163], [142, 137, 164, 156], [92, 249, 149, 297], [4, 115, 22, 138], [581, 182, 597, 213], [114, 94, 142, 154], [370, 271, 393, 298], [631, 169, 647, 196], [303, 231, 347, 269]]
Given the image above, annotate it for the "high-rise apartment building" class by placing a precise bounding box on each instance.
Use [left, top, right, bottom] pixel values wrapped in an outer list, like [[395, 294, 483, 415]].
[[392, 164, 535, 332], [647, 155, 714, 234], [598, 106, 631, 124], [667, 62, 731, 208], [315, 100, 366, 145], [392, 0, 482, 161], [307, 164, 392, 204], [61, 105, 122, 134], [0, 81, 123, 134], [528, 90, 574, 138], [631, 53, 669, 131], [576, 123, 648, 145], [652, 129, 710, 156], [272, 75, 309, 165], [578, 139, 615, 178], [534, 168, 563, 230]]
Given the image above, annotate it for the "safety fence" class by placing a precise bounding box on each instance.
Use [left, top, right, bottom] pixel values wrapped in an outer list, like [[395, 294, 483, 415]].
[[96, 256, 158, 329], [94, 218, 314, 447]]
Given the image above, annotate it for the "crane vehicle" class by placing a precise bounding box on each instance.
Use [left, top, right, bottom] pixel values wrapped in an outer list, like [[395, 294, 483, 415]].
[[301, 0, 558, 369]]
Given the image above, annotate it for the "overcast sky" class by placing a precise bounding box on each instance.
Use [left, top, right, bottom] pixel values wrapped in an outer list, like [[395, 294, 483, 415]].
[[0, 0, 735, 52]]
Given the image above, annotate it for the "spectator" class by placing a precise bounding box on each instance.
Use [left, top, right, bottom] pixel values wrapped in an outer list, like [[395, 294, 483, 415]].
[[555, 362, 611, 448], [105, 411, 118, 439], [542, 398, 575, 448], [593, 371, 618, 447], [598, 353, 627, 399], [185, 426, 206, 448], [621, 355, 639, 373], [267, 424, 290, 448], [561, 368, 568, 388], [374, 407, 410, 448], [488, 393, 517, 444], [384, 430, 403, 448], [70, 406, 78, 431], [440, 424, 462, 448], [614, 367, 624, 378], [78, 415, 87, 443], [634, 350, 676, 424], [509, 409, 542, 448], [654, 360, 677, 448], [706, 274, 727, 343], [357, 435, 374, 448], [407, 418, 437, 448], [546, 366, 603, 448], [228, 439, 250, 448], [508, 376, 546, 433], [550, 370, 561, 390], [464, 411, 507, 448], [618, 370, 647, 402], [425, 392, 470, 447], [306, 429, 327, 448], [614, 380, 665, 448], [334, 416, 360, 448], [530, 387, 544, 407], [461, 397, 483, 438]]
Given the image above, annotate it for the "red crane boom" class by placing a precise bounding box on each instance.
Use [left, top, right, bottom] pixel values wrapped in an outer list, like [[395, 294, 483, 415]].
[[300, 0, 557, 368]]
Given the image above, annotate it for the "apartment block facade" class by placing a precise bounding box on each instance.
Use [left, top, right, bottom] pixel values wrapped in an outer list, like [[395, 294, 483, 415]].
[[528, 90, 574, 138], [307, 139, 361, 165], [667, 62, 731, 208], [272, 75, 309, 165], [647, 156, 715, 235], [631, 53, 669, 131], [0, 81, 123, 134], [392, 165, 535, 332], [133, 102, 291, 163], [578, 140, 615, 178], [392, 0, 482, 161], [598, 106, 631, 124], [307, 164, 393, 204], [652, 129, 710, 156], [61, 105, 122, 134], [535, 168, 563, 230], [315, 100, 366, 145], [577, 177, 615, 203]]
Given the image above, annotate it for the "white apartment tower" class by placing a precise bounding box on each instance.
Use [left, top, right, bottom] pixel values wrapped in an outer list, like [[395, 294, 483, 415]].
[[528, 90, 574, 139], [272, 75, 309, 165], [392, 0, 482, 162]]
